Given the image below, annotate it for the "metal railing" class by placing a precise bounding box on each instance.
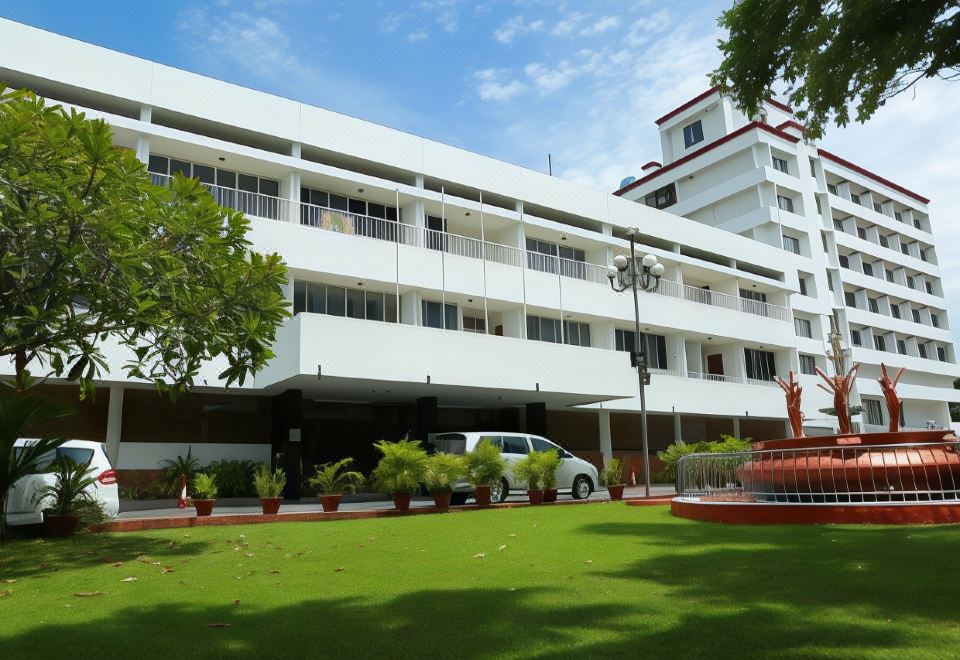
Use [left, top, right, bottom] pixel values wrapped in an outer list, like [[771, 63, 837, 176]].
[[686, 371, 779, 388], [676, 440, 960, 504]]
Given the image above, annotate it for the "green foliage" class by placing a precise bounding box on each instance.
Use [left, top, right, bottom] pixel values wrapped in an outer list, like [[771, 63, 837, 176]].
[[466, 438, 505, 487], [34, 458, 98, 515], [600, 457, 625, 487], [513, 450, 553, 490], [0, 379, 71, 537], [160, 447, 199, 496], [424, 453, 467, 493], [371, 439, 428, 495], [711, 1, 960, 139], [306, 458, 365, 496], [537, 450, 561, 490], [0, 86, 289, 398], [206, 459, 259, 498], [656, 435, 752, 482], [192, 472, 218, 500], [253, 465, 286, 499]]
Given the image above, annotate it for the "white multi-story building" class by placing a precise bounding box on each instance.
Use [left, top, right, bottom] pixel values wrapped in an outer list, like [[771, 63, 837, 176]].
[[2, 20, 952, 490], [617, 87, 960, 436]]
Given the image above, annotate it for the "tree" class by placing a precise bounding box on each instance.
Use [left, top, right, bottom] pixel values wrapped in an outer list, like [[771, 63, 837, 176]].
[[0, 87, 289, 395], [951, 378, 960, 423], [712, 1, 960, 138]]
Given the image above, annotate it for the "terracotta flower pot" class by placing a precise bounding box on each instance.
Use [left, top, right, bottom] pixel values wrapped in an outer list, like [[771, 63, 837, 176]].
[[527, 489, 545, 505], [474, 484, 492, 507], [260, 497, 282, 515], [193, 499, 215, 517], [608, 484, 625, 501], [432, 491, 452, 510], [319, 494, 342, 512], [44, 513, 80, 537], [392, 492, 412, 512], [543, 488, 558, 503]]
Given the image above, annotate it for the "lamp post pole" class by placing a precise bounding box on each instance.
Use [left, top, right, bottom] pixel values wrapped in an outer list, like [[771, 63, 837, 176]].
[[608, 230, 664, 497]]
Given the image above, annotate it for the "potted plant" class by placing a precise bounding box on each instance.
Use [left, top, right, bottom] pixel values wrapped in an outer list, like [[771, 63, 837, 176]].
[[600, 457, 626, 501], [253, 464, 286, 514], [35, 459, 98, 537], [539, 450, 562, 503], [371, 439, 428, 512], [306, 458, 365, 512], [425, 452, 467, 510], [513, 450, 548, 505], [192, 472, 218, 516], [466, 438, 505, 507]]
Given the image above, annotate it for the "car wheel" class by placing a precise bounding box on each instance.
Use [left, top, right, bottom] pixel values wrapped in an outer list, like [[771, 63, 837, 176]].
[[490, 477, 509, 504], [572, 475, 593, 500], [450, 492, 469, 506]]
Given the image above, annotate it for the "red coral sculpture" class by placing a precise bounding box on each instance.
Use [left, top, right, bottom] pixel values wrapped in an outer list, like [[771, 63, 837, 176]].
[[774, 370, 804, 438], [815, 363, 860, 435], [877, 363, 906, 432]]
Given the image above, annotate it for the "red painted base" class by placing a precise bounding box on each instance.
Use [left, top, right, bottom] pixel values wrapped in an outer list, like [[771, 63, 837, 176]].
[[671, 498, 960, 525]]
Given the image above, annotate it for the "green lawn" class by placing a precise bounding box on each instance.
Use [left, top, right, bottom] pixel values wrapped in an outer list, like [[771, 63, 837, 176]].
[[2, 504, 960, 659]]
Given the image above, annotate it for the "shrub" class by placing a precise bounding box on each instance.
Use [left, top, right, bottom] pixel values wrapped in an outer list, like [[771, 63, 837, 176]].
[[253, 465, 286, 499], [193, 472, 218, 500], [656, 435, 751, 482], [160, 447, 199, 496], [306, 458, 365, 496], [206, 459, 259, 497], [34, 458, 98, 515], [466, 438, 505, 487], [538, 450, 561, 490], [425, 453, 467, 493], [600, 457, 625, 487], [513, 450, 551, 490], [371, 440, 428, 495]]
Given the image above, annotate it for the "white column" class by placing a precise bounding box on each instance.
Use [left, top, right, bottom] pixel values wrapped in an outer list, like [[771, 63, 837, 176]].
[[105, 386, 124, 466], [135, 105, 151, 165], [599, 409, 612, 461]]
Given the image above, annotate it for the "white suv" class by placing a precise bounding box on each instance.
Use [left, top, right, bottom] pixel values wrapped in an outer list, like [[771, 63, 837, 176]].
[[430, 432, 599, 504], [6, 439, 120, 526]]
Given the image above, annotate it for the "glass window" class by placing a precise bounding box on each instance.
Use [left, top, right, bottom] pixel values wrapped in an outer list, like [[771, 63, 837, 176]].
[[879, 235, 889, 248], [839, 254, 849, 268], [366, 292, 385, 322], [148, 155, 169, 175], [385, 294, 398, 323], [259, 179, 279, 197], [919, 343, 928, 358], [862, 262, 873, 277], [777, 195, 794, 213], [925, 281, 934, 295], [423, 300, 443, 329], [683, 120, 704, 148], [193, 164, 215, 184], [782, 235, 800, 254], [891, 305, 901, 319], [615, 329, 635, 352], [938, 346, 947, 361], [799, 278, 807, 296], [799, 354, 816, 375], [293, 281, 306, 315], [932, 314, 940, 328], [857, 227, 867, 239], [216, 169, 237, 189], [463, 316, 486, 334], [851, 193, 861, 205], [827, 183, 838, 195], [912, 309, 922, 323], [346, 288, 365, 319], [795, 318, 812, 338], [326, 286, 346, 317], [772, 157, 788, 173], [527, 315, 540, 341], [169, 159, 191, 177], [644, 183, 677, 210], [851, 329, 862, 346], [367, 203, 386, 219], [744, 348, 776, 381], [329, 194, 348, 211], [349, 199, 366, 215], [868, 298, 879, 314], [895, 211, 903, 222], [643, 333, 668, 369], [444, 303, 459, 331], [844, 291, 856, 307], [874, 335, 886, 351], [864, 400, 883, 426], [307, 283, 326, 314], [530, 437, 560, 454], [873, 202, 882, 213], [238, 173, 259, 193], [886, 269, 894, 282], [501, 436, 529, 455], [540, 316, 558, 343], [897, 339, 907, 355], [834, 219, 844, 232]]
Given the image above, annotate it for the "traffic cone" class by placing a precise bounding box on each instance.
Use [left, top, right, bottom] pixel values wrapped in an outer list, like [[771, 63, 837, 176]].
[[629, 468, 637, 486], [177, 474, 188, 510]]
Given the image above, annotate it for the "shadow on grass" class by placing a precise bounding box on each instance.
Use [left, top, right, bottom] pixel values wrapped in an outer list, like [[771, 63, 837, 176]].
[[0, 586, 914, 659], [0, 533, 209, 580]]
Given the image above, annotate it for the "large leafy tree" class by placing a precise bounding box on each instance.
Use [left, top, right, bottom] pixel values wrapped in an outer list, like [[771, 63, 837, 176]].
[[712, 0, 960, 138], [0, 87, 289, 395]]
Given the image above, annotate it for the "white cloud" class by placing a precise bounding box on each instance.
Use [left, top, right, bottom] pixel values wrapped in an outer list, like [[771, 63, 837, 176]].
[[580, 15, 619, 36], [475, 68, 527, 101], [406, 29, 430, 42], [493, 15, 545, 44], [627, 9, 672, 46], [550, 11, 586, 37]]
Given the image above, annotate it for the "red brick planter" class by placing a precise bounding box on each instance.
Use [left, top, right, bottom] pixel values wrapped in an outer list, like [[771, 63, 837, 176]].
[[319, 495, 342, 512], [608, 485, 625, 501], [527, 489, 544, 505], [474, 485, 491, 507], [193, 499, 215, 517], [260, 498, 282, 515], [432, 491, 452, 510], [392, 492, 412, 512], [543, 488, 558, 503]]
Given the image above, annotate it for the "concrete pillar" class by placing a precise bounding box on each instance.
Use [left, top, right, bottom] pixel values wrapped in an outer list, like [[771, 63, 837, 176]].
[[732, 417, 741, 439], [416, 396, 438, 440], [526, 402, 547, 437], [135, 136, 150, 165], [105, 386, 124, 466], [271, 389, 303, 499], [598, 409, 612, 461], [673, 412, 682, 445]]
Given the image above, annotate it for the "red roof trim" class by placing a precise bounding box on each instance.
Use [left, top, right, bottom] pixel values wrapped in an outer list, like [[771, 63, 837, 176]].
[[641, 161, 662, 170], [765, 98, 793, 114], [614, 121, 800, 196], [776, 120, 804, 133], [654, 86, 720, 126], [817, 149, 930, 205]]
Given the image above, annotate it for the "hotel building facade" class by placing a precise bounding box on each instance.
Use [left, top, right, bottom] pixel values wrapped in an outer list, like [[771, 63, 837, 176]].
[[2, 19, 956, 489]]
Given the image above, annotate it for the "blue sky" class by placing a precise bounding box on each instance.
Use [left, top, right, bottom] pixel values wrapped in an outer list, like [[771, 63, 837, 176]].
[[4, 0, 960, 339]]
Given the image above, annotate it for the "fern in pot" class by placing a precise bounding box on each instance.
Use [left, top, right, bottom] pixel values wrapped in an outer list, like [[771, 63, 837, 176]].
[[513, 450, 549, 505], [35, 459, 98, 537], [192, 472, 218, 517], [306, 458, 365, 512], [371, 439, 428, 512], [600, 457, 626, 501], [425, 452, 466, 510], [254, 465, 286, 514], [539, 450, 562, 503], [466, 438, 505, 507]]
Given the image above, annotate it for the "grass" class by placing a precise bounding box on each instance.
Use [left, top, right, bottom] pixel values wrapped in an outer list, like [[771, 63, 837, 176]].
[[2, 504, 960, 659]]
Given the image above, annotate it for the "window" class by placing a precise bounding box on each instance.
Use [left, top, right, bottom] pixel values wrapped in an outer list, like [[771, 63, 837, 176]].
[[777, 195, 795, 213], [615, 328, 636, 353], [879, 234, 889, 248], [149, 154, 280, 218], [614, 330, 668, 368], [886, 269, 894, 283], [901, 243, 910, 255], [919, 343, 927, 358], [527, 315, 561, 343], [799, 354, 817, 375], [844, 291, 857, 307], [772, 156, 789, 173], [799, 278, 808, 296], [851, 329, 862, 347], [857, 226, 867, 240], [864, 400, 883, 426], [794, 318, 813, 339], [644, 183, 677, 210], [895, 211, 903, 222], [833, 219, 844, 232], [809, 157, 816, 177], [816, 197, 822, 214], [851, 193, 861, 205], [891, 305, 901, 319], [914, 218, 922, 230], [744, 348, 777, 381], [422, 300, 458, 330], [874, 335, 886, 351], [462, 315, 486, 334], [868, 298, 879, 314], [925, 281, 934, 295], [912, 308, 922, 323], [907, 276, 917, 290], [920, 250, 928, 262], [839, 254, 850, 268], [782, 235, 801, 254], [938, 346, 947, 362], [827, 183, 838, 195], [501, 436, 529, 455], [873, 202, 882, 213], [862, 262, 873, 277], [932, 313, 940, 328], [897, 339, 907, 355], [563, 320, 592, 348], [683, 120, 704, 148], [292, 281, 396, 323]]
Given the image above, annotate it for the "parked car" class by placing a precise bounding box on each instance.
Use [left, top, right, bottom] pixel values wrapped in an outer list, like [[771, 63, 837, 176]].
[[430, 432, 598, 504], [5, 439, 119, 526]]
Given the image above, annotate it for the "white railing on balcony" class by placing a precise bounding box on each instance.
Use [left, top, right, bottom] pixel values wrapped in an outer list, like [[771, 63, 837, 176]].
[[150, 173, 789, 322], [687, 371, 779, 388]]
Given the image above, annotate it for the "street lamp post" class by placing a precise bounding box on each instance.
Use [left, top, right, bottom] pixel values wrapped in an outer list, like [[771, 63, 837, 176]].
[[607, 229, 665, 497]]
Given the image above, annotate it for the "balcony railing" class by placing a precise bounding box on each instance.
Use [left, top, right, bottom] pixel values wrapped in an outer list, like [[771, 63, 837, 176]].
[[150, 173, 790, 322], [687, 371, 779, 388]]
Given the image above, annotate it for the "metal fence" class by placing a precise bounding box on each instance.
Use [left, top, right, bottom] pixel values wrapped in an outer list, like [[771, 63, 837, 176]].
[[676, 440, 960, 504]]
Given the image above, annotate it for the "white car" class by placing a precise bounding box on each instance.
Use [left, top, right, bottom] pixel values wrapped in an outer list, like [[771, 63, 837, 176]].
[[6, 439, 120, 526], [430, 432, 599, 504]]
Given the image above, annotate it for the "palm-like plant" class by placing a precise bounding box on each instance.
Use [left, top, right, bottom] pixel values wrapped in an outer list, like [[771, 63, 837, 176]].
[[371, 439, 428, 495], [34, 458, 98, 515], [253, 465, 287, 498], [466, 438, 505, 487], [425, 453, 467, 493], [192, 472, 219, 500], [538, 450, 562, 490], [513, 450, 550, 490], [160, 447, 199, 496], [306, 458, 365, 495], [600, 457, 624, 487]]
